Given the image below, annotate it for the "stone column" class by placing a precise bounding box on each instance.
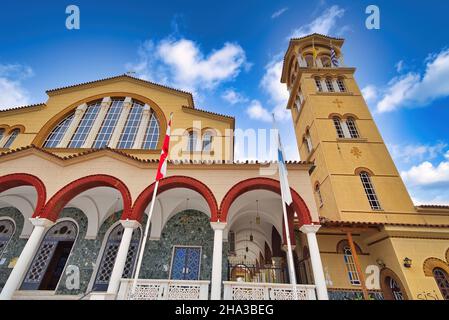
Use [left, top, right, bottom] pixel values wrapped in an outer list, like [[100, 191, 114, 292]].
[[58, 103, 87, 148], [132, 104, 151, 149], [0, 218, 54, 300], [106, 220, 141, 295], [271, 257, 284, 283], [82, 97, 112, 148], [108, 97, 132, 148], [210, 222, 226, 300], [299, 224, 328, 300]]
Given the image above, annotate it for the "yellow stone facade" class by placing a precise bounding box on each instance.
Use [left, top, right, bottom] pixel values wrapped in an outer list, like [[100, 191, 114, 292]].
[[283, 34, 449, 300]]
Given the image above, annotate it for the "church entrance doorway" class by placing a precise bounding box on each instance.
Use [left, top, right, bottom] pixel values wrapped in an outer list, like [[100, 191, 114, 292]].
[[170, 246, 202, 280]]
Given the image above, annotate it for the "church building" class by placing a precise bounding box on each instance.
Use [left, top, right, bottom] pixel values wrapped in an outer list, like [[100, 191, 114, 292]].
[[0, 33, 448, 300]]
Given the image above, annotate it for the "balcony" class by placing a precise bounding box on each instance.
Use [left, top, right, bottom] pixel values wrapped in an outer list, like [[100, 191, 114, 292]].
[[223, 281, 317, 300], [116, 279, 210, 300]]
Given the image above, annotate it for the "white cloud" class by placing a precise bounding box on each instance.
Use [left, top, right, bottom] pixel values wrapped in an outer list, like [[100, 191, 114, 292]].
[[0, 63, 33, 110], [259, 58, 290, 121], [126, 38, 248, 95], [289, 5, 345, 38], [375, 48, 449, 112], [401, 159, 449, 187], [395, 60, 405, 73], [221, 89, 248, 105], [246, 100, 272, 122], [389, 142, 447, 164], [361, 85, 378, 103], [271, 7, 288, 19]]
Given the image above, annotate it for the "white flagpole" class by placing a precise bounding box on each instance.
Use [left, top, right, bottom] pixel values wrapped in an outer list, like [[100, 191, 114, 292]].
[[273, 114, 298, 298], [131, 180, 159, 295], [131, 180, 160, 294]]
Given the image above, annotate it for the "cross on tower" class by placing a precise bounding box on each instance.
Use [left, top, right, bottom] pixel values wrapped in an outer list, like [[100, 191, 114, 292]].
[[333, 99, 343, 108]]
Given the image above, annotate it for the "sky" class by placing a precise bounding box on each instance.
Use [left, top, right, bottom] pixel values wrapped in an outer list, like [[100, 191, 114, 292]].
[[0, 0, 448, 205]]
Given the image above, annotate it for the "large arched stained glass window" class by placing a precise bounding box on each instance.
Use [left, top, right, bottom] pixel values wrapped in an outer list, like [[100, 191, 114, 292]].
[[142, 112, 160, 150], [117, 101, 144, 149], [92, 224, 141, 291], [44, 114, 74, 148], [42, 97, 161, 150], [68, 101, 101, 148], [93, 99, 124, 148]]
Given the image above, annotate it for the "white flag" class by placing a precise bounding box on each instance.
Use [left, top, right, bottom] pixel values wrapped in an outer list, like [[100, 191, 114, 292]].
[[274, 116, 293, 205]]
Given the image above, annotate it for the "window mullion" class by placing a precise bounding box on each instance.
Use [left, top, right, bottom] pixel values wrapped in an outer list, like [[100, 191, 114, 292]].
[[58, 103, 87, 148], [108, 97, 133, 148], [132, 105, 151, 149], [82, 97, 112, 148]]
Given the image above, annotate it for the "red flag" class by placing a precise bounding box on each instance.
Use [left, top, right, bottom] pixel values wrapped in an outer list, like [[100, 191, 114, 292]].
[[155, 113, 173, 181]]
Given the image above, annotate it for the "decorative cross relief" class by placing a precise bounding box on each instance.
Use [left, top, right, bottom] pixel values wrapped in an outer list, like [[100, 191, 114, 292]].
[[333, 99, 344, 108], [351, 147, 362, 159]]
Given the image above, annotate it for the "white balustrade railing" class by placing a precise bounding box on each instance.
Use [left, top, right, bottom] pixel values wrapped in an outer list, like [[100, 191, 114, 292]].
[[117, 279, 210, 300], [223, 281, 317, 300]]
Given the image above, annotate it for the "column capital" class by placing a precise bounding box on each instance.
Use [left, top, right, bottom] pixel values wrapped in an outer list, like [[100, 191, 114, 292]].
[[76, 103, 88, 114], [123, 97, 133, 108], [142, 104, 151, 114], [101, 96, 112, 107], [120, 219, 141, 229], [29, 217, 54, 228], [210, 221, 227, 231], [299, 224, 321, 234]]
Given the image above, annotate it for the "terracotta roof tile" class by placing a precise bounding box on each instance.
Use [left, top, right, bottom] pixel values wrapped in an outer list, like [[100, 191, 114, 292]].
[[0, 103, 45, 113], [46, 74, 194, 100], [316, 217, 449, 229], [182, 105, 234, 120], [417, 204, 449, 209], [0, 145, 311, 166]]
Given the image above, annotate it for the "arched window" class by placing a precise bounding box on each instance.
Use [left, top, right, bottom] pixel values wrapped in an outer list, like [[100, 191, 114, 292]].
[[21, 220, 77, 290], [346, 117, 359, 138], [304, 130, 313, 154], [337, 78, 347, 92], [0, 219, 15, 258], [44, 114, 74, 148], [117, 101, 144, 149], [315, 183, 323, 207], [142, 112, 160, 150], [315, 77, 323, 92], [325, 78, 335, 92], [320, 56, 332, 68], [0, 128, 5, 142], [202, 131, 214, 152], [3, 129, 20, 148], [93, 98, 124, 148], [386, 276, 404, 300], [333, 117, 345, 138], [359, 171, 382, 210], [92, 224, 141, 291], [343, 246, 361, 285], [433, 268, 449, 300], [69, 101, 102, 148], [187, 131, 199, 152], [305, 55, 314, 67]]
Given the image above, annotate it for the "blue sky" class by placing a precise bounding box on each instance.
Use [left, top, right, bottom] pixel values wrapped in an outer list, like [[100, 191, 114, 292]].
[[0, 0, 448, 204]]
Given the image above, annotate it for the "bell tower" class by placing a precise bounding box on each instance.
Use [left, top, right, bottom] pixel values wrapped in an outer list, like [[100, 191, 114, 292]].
[[281, 33, 417, 223]]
